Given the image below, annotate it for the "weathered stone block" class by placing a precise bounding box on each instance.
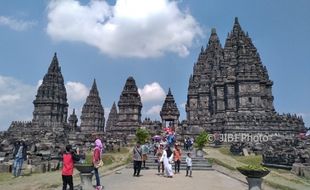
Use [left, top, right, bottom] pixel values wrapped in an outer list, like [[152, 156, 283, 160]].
[[0, 163, 12, 173]]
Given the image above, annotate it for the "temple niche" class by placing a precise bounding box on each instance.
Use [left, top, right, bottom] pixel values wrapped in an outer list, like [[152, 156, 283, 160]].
[[160, 88, 180, 131], [185, 18, 305, 135], [80, 79, 105, 132]]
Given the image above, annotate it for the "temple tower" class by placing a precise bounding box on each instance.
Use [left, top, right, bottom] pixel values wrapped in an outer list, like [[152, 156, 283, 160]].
[[186, 28, 224, 124], [223, 17, 274, 112], [105, 102, 118, 132], [185, 18, 304, 134], [160, 88, 180, 131], [80, 79, 105, 132], [32, 53, 68, 128], [114, 76, 142, 134]]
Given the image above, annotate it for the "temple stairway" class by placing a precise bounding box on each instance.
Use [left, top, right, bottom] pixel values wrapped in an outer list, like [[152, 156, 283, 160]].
[[127, 149, 213, 171]]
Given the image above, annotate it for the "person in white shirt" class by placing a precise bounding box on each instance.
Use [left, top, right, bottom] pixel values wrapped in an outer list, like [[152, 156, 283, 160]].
[[185, 153, 192, 177]]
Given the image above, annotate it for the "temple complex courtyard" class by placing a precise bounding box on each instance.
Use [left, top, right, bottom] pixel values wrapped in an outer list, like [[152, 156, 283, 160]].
[[1, 146, 310, 190]]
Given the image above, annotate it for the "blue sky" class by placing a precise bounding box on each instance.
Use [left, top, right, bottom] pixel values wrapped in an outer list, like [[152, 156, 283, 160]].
[[0, 0, 309, 131]]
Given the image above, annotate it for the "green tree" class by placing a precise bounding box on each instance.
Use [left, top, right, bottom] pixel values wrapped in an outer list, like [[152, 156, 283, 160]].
[[195, 131, 209, 150], [135, 128, 150, 144]]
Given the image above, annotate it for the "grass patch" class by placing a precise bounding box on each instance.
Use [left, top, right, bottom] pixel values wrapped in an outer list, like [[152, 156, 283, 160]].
[[234, 155, 262, 166], [264, 179, 298, 190], [270, 172, 310, 185], [102, 155, 115, 165], [106, 147, 129, 154], [0, 173, 12, 183], [125, 154, 132, 164], [208, 158, 236, 171], [218, 147, 232, 156], [218, 146, 263, 166]]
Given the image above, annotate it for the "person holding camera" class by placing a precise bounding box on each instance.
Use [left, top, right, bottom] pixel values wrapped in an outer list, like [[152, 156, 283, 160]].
[[62, 144, 80, 190]]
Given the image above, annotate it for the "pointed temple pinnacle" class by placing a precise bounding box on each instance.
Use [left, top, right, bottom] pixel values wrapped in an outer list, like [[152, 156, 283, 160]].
[[91, 79, 98, 91], [52, 52, 58, 62], [168, 88, 172, 95], [73, 109, 75, 114], [211, 28, 217, 34], [234, 17, 239, 24]]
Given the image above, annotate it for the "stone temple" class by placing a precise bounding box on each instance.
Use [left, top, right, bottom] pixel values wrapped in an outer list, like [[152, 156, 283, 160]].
[[111, 76, 143, 135], [80, 79, 105, 132], [32, 53, 68, 128], [185, 17, 305, 135]]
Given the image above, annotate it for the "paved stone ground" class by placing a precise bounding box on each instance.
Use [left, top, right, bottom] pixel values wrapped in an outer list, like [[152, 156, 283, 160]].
[[99, 168, 247, 190]]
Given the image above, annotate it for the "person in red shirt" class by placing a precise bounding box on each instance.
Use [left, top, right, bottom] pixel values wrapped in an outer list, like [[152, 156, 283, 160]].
[[62, 145, 79, 190], [93, 138, 103, 190]]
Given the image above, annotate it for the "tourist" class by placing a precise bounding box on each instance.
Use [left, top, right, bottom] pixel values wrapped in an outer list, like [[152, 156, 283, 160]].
[[62, 144, 80, 190], [173, 144, 182, 174], [141, 142, 149, 169], [185, 153, 192, 177], [155, 144, 164, 175], [93, 138, 104, 190], [12, 140, 27, 178], [133, 142, 142, 177], [161, 146, 173, 178]]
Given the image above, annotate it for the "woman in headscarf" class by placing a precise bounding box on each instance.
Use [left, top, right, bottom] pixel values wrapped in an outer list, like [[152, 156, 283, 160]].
[[93, 138, 103, 190], [161, 146, 174, 178]]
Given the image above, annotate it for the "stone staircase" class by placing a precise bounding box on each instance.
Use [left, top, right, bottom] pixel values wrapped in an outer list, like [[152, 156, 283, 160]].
[[127, 149, 213, 171]]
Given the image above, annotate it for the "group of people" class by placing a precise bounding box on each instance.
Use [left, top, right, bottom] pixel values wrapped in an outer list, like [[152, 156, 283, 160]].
[[61, 138, 104, 190], [184, 137, 194, 151], [133, 142, 193, 178]]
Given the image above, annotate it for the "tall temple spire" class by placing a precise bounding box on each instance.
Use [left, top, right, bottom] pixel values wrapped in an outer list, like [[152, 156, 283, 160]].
[[114, 76, 142, 134], [32, 53, 68, 128], [186, 17, 285, 131], [106, 102, 118, 132], [80, 79, 105, 132], [160, 88, 180, 130]]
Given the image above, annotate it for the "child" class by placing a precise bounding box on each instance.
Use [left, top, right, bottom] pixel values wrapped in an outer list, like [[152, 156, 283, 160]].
[[62, 145, 79, 190], [185, 153, 192, 177]]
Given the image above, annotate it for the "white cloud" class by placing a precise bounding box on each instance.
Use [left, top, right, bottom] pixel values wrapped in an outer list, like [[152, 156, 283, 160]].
[[47, 0, 202, 58], [0, 75, 36, 131], [138, 82, 166, 102], [0, 16, 36, 31], [65, 81, 89, 102], [146, 105, 162, 115]]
